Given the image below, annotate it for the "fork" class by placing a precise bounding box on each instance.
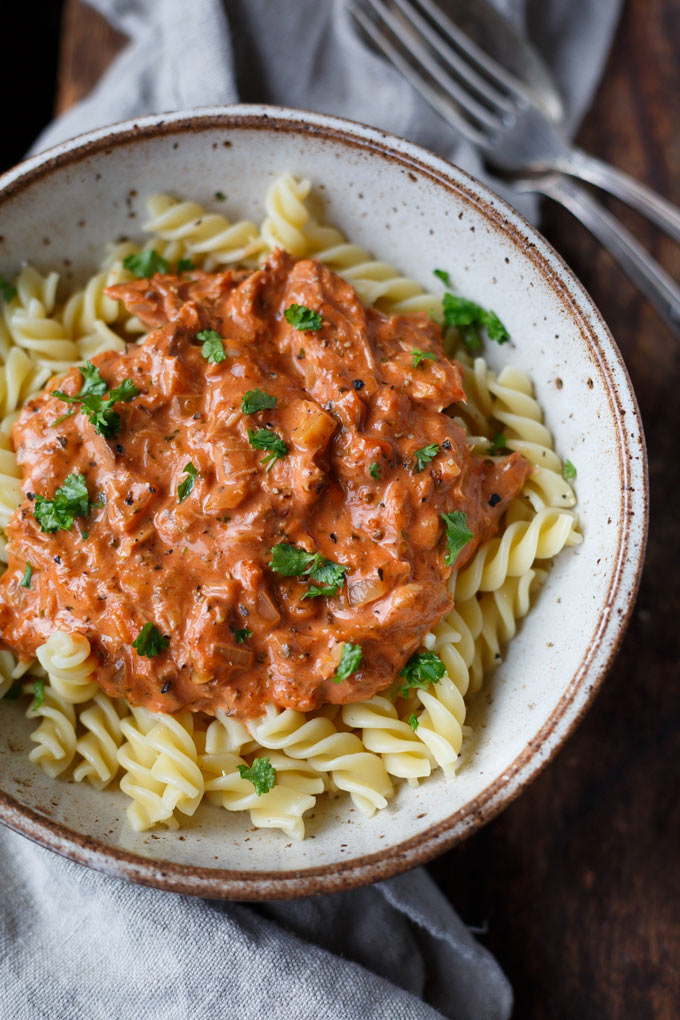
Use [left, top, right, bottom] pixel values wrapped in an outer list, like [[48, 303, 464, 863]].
[[350, 0, 680, 337]]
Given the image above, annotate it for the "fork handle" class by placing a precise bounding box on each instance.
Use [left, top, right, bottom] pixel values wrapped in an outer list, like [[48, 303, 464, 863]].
[[555, 148, 680, 245], [527, 173, 680, 338]]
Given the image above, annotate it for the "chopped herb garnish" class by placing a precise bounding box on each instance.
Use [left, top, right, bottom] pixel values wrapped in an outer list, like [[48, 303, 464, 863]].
[[53, 362, 139, 438], [284, 303, 323, 331], [197, 329, 226, 363], [31, 678, 45, 712], [132, 622, 169, 658], [233, 627, 252, 644], [247, 428, 288, 471], [238, 757, 276, 796], [177, 257, 195, 273], [241, 389, 277, 415], [413, 443, 439, 472], [333, 642, 362, 683], [563, 459, 577, 481], [34, 473, 96, 534], [442, 293, 509, 349], [398, 651, 446, 698], [0, 275, 16, 302], [123, 249, 169, 279], [20, 563, 32, 589], [177, 463, 197, 503], [433, 268, 452, 288], [214, 190, 226, 201], [408, 713, 419, 731], [270, 542, 347, 598], [441, 510, 474, 566], [488, 432, 508, 456], [411, 348, 437, 368], [369, 462, 380, 479]]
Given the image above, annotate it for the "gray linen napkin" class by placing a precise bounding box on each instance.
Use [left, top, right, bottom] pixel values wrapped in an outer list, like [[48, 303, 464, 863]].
[[3, 2, 621, 1018]]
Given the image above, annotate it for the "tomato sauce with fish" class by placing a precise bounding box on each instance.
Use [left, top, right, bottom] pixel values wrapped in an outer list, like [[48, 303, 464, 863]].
[[0, 252, 530, 717]]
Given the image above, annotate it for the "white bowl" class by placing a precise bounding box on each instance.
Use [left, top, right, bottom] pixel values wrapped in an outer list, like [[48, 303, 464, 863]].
[[0, 106, 647, 898]]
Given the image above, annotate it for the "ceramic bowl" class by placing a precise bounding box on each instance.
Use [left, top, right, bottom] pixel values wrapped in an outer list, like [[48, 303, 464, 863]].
[[0, 106, 647, 898]]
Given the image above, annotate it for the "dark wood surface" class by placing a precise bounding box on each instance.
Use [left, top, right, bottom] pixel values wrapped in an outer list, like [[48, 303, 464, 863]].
[[42, 1, 680, 1016]]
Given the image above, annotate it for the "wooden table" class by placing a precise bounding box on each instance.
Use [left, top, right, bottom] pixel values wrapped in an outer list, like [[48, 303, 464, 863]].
[[48, 1, 680, 1016]]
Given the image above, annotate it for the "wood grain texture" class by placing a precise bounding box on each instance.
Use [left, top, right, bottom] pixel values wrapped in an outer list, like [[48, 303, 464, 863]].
[[57, 1, 680, 1017]]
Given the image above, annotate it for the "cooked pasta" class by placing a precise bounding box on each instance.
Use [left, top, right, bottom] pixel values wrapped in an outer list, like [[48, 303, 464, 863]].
[[0, 175, 581, 838]]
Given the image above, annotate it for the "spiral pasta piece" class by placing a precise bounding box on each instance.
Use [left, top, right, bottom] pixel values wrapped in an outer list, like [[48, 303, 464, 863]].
[[201, 748, 322, 840], [409, 674, 466, 779], [36, 632, 99, 704], [341, 696, 433, 783], [205, 710, 259, 756], [0, 433, 22, 551], [260, 175, 312, 256], [139, 711, 205, 818], [453, 505, 581, 603], [61, 266, 124, 339], [305, 222, 440, 316], [145, 195, 265, 268], [475, 568, 547, 674], [247, 706, 393, 817], [73, 691, 128, 789], [26, 682, 77, 778], [117, 706, 179, 831]]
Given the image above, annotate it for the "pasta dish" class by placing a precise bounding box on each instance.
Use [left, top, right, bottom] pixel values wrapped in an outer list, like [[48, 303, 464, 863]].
[[0, 176, 581, 839]]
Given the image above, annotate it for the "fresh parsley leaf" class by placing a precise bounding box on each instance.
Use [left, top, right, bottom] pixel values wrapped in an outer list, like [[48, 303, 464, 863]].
[[78, 362, 108, 397], [177, 257, 195, 273], [238, 757, 276, 796], [123, 249, 169, 279], [270, 543, 314, 577], [369, 462, 380, 479], [53, 364, 139, 438], [197, 329, 226, 363], [301, 584, 339, 600], [398, 651, 445, 697], [442, 293, 508, 347], [34, 473, 95, 534], [233, 626, 252, 644], [433, 268, 451, 288], [2, 683, 22, 701], [20, 563, 32, 589], [484, 310, 509, 344], [0, 275, 16, 303], [241, 389, 277, 415], [284, 303, 322, 331], [414, 443, 439, 473], [441, 294, 485, 328], [247, 428, 288, 471], [269, 543, 347, 598], [214, 190, 226, 201], [306, 557, 347, 590], [31, 678, 45, 712], [177, 463, 197, 503], [441, 510, 474, 566], [333, 642, 362, 683], [488, 432, 508, 456], [132, 622, 169, 658], [408, 713, 419, 731], [563, 459, 577, 481], [411, 348, 437, 368]]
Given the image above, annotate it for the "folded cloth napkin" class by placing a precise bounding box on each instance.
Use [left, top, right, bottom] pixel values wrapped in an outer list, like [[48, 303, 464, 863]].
[[4, 2, 621, 1018]]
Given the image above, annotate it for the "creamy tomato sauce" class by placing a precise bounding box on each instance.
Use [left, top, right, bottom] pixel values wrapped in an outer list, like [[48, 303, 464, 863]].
[[0, 252, 529, 717]]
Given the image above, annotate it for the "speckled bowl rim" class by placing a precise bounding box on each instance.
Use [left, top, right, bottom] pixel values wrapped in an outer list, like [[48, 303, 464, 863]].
[[0, 105, 648, 900]]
